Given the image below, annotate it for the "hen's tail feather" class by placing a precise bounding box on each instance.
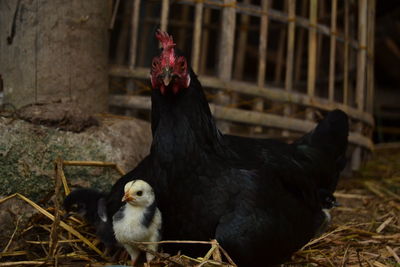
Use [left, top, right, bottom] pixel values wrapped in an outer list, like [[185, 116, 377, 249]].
[[296, 109, 349, 208], [310, 109, 349, 159]]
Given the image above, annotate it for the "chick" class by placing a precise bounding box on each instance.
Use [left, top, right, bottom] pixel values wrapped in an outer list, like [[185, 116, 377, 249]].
[[63, 188, 117, 247], [112, 180, 162, 266]]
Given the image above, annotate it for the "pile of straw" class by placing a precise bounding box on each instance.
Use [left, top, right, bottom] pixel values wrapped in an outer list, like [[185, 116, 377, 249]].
[[0, 146, 399, 266]]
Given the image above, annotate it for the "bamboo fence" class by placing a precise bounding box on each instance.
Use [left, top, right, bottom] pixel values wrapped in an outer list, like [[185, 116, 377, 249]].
[[108, 0, 376, 169]]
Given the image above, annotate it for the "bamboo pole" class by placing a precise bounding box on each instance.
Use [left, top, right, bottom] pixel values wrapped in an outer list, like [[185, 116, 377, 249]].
[[176, 0, 359, 48], [138, 4, 152, 66], [283, 0, 295, 137], [216, 0, 236, 132], [200, 8, 211, 74], [294, 0, 307, 84], [126, 0, 141, 113], [306, 0, 317, 120], [366, 0, 376, 113], [274, 0, 288, 84], [109, 94, 373, 150], [343, 0, 350, 104], [109, 65, 375, 126], [177, 5, 190, 50], [352, 0, 368, 170], [191, 1, 203, 73], [233, 0, 250, 80], [257, 0, 270, 87], [160, 0, 169, 32], [328, 0, 337, 102], [253, 0, 270, 134], [232, 0, 250, 133], [356, 0, 367, 112], [315, 0, 325, 95]]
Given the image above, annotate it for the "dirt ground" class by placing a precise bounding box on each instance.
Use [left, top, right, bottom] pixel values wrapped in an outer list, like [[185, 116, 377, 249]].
[[0, 146, 399, 267]]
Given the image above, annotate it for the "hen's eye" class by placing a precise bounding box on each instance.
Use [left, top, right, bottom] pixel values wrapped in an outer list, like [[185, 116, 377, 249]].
[[137, 191, 143, 196]]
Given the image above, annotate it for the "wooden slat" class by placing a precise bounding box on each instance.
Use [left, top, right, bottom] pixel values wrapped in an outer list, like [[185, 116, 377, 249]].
[[294, 0, 307, 83], [109, 94, 373, 150], [200, 8, 211, 74], [217, 0, 236, 81], [352, 0, 369, 170], [283, 0, 295, 137], [233, 0, 250, 80], [128, 0, 141, 68], [109, 65, 374, 126], [191, 1, 203, 73], [343, 0, 349, 104], [366, 0, 376, 113], [274, 0, 288, 83], [177, 5, 190, 49], [216, 0, 236, 132], [328, 0, 337, 101], [160, 0, 169, 32], [284, 0, 295, 93], [253, 0, 270, 134], [176, 0, 360, 49], [306, 0, 317, 120], [257, 0, 270, 87], [356, 0, 368, 112], [232, 0, 250, 131]]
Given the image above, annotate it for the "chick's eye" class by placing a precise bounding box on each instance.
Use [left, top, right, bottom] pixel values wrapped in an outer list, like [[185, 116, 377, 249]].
[[137, 191, 143, 196]]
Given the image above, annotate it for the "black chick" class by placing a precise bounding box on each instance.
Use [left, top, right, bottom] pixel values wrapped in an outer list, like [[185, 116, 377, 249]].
[[63, 188, 117, 247]]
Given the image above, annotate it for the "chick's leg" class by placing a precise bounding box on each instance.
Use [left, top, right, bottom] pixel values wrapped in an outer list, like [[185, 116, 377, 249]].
[[125, 245, 140, 266], [145, 244, 158, 263]]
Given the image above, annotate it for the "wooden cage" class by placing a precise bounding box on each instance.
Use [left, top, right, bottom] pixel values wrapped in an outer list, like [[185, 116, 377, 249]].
[[108, 0, 375, 170]]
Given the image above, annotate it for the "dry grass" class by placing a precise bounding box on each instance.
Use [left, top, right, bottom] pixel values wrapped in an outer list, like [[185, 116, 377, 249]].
[[0, 147, 399, 267]]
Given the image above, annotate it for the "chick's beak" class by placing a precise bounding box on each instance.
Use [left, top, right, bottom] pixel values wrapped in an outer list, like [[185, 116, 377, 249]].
[[122, 193, 135, 202]]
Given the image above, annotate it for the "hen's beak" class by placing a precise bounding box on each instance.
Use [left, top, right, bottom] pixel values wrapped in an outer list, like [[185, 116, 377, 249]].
[[163, 74, 172, 86], [122, 193, 135, 202]]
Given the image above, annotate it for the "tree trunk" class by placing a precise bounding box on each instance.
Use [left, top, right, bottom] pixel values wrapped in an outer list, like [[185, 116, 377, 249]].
[[0, 0, 109, 114]]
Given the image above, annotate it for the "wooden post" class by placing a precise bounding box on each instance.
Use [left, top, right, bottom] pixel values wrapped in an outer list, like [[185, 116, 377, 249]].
[[328, 0, 337, 102], [283, 0, 295, 137], [191, 1, 204, 73], [306, 0, 317, 120], [0, 0, 109, 114], [216, 0, 236, 132]]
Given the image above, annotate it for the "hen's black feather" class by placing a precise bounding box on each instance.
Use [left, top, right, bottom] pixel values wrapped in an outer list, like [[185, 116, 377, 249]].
[[65, 56, 348, 266]]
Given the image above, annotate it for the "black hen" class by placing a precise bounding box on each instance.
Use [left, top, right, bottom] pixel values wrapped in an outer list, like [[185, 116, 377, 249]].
[[65, 30, 349, 266]]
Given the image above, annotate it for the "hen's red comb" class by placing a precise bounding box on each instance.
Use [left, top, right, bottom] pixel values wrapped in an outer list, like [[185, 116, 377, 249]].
[[156, 29, 176, 51]]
